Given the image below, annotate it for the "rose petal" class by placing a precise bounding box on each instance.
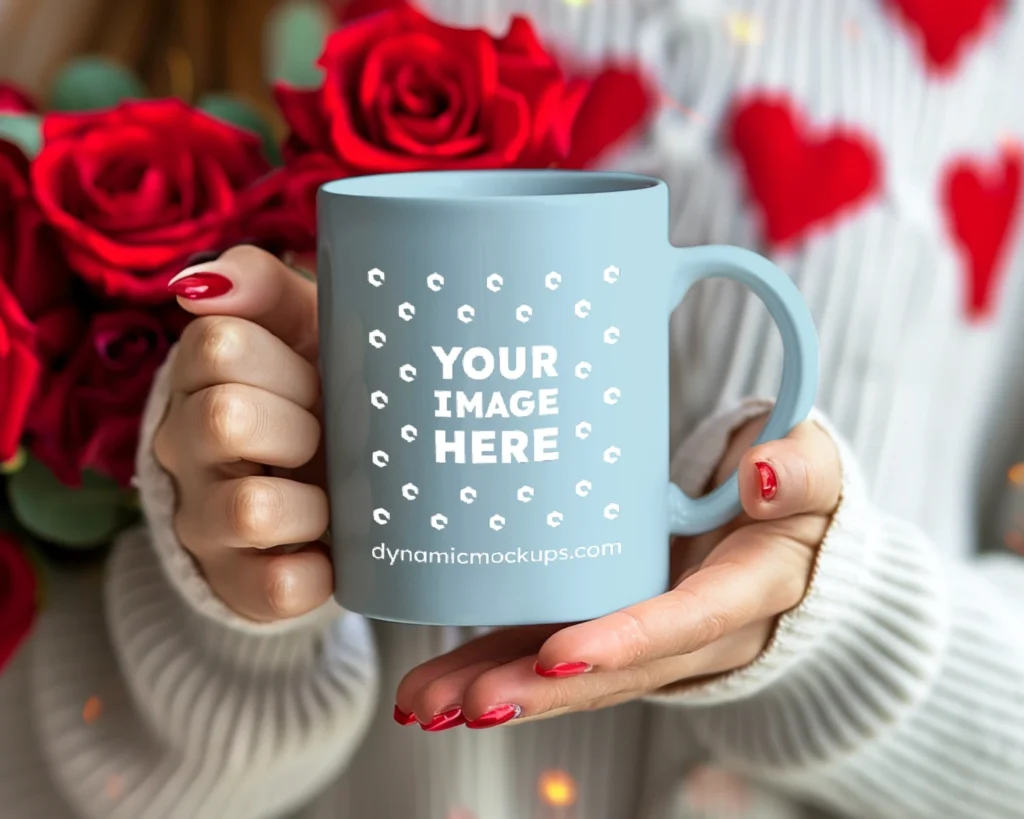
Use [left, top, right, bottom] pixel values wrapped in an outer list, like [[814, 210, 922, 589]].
[[561, 67, 655, 169], [0, 280, 39, 460], [0, 83, 36, 114], [495, 16, 556, 67], [78, 414, 141, 487], [275, 85, 334, 158], [0, 533, 38, 675], [480, 87, 532, 167], [334, 0, 410, 24], [243, 155, 344, 255], [375, 67, 482, 156]]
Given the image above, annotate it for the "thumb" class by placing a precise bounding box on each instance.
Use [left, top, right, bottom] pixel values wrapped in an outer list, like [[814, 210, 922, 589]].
[[168, 245, 319, 361], [738, 421, 842, 520]]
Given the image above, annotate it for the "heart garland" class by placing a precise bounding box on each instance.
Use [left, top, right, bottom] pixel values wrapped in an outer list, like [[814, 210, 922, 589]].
[[729, 95, 883, 248], [729, 94, 1021, 321], [884, 0, 1005, 74], [942, 145, 1022, 320]]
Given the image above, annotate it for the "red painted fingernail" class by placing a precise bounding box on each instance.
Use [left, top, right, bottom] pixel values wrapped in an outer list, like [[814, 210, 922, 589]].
[[534, 661, 592, 678], [466, 704, 522, 729], [393, 705, 417, 726], [755, 461, 778, 501], [420, 707, 465, 732], [167, 272, 233, 300]]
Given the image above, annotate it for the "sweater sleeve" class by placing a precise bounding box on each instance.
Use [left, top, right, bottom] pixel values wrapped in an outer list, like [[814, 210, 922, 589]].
[[37, 347, 381, 819], [653, 398, 1024, 819]]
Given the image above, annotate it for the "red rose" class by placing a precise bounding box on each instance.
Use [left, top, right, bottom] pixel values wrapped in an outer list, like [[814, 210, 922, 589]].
[[267, 2, 653, 251], [27, 306, 188, 486], [277, 4, 650, 172], [0, 138, 71, 323], [0, 277, 39, 463], [0, 532, 37, 674], [244, 153, 341, 256], [0, 82, 36, 113], [331, 0, 407, 24], [0, 137, 45, 463], [32, 100, 272, 304]]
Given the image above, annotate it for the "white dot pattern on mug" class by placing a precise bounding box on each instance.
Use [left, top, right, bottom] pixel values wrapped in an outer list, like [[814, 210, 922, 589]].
[[364, 266, 624, 535]]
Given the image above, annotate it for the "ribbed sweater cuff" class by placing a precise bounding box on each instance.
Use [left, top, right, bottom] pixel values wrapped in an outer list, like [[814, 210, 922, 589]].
[[134, 345, 341, 636]]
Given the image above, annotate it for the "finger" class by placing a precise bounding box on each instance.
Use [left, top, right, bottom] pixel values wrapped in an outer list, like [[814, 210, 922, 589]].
[[739, 421, 842, 520], [535, 524, 813, 673], [167, 245, 319, 361], [463, 623, 772, 726], [403, 660, 504, 728], [395, 625, 557, 708], [177, 476, 329, 554], [178, 383, 321, 468], [203, 546, 334, 622], [172, 315, 319, 408]]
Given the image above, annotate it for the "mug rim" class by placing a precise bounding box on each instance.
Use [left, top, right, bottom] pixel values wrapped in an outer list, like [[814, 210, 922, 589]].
[[319, 169, 664, 202]]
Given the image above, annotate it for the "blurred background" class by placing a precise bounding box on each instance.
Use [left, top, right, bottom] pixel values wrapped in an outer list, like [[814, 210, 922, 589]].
[[0, 0, 340, 138]]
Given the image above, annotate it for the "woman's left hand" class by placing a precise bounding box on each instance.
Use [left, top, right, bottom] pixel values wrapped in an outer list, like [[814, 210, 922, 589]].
[[395, 417, 843, 731]]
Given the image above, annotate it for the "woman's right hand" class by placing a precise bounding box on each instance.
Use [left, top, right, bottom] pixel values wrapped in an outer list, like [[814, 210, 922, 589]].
[[154, 246, 334, 622]]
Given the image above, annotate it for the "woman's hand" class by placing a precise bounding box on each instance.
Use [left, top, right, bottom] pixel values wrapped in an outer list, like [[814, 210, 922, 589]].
[[154, 246, 334, 622], [395, 417, 842, 730]]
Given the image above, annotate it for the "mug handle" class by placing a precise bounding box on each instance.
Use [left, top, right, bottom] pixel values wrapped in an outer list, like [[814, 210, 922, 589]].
[[667, 245, 819, 536]]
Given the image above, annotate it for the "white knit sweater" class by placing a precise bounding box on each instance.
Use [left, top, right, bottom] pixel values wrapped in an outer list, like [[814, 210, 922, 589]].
[[4, 1, 1024, 818]]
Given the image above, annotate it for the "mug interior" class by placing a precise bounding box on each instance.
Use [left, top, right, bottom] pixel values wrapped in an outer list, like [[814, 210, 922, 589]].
[[320, 169, 660, 200]]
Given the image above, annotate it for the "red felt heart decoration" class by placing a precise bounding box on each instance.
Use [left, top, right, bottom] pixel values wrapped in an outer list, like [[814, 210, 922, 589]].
[[885, 0, 1003, 73], [942, 145, 1021, 321], [729, 95, 882, 248]]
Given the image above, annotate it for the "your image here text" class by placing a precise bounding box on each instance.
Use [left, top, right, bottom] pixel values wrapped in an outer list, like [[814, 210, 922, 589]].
[[431, 345, 562, 464]]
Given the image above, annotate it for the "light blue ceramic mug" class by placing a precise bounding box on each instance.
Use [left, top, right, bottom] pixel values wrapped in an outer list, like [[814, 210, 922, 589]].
[[318, 170, 817, 627]]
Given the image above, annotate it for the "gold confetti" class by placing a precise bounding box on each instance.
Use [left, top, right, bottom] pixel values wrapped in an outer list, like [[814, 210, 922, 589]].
[[1009, 462, 1024, 485], [538, 769, 578, 807], [82, 696, 103, 725], [563, 0, 591, 7], [726, 13, 763, 45]]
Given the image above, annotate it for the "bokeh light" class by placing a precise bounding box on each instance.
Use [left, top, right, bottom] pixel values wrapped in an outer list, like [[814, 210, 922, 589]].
[[1009, 462, 1024, 485], [538, 769, 578, 807], [82, 696, 103, 724], [105, 773, 123, 801], [0, 446, 26, 475], [684, 766, 749, 814], [726, 13, 763, 45]]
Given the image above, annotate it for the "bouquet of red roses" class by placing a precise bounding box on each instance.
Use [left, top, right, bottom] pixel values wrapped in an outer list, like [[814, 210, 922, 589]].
[[0, 0, 654, 673]]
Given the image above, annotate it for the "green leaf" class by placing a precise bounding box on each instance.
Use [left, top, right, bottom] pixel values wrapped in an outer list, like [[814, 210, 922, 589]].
[[198, 94, 282, 165], [7, 456, 138, 550], [266, 0, 332, 88], [0, 114, 41, 157], [49, 57, 147, 112]]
